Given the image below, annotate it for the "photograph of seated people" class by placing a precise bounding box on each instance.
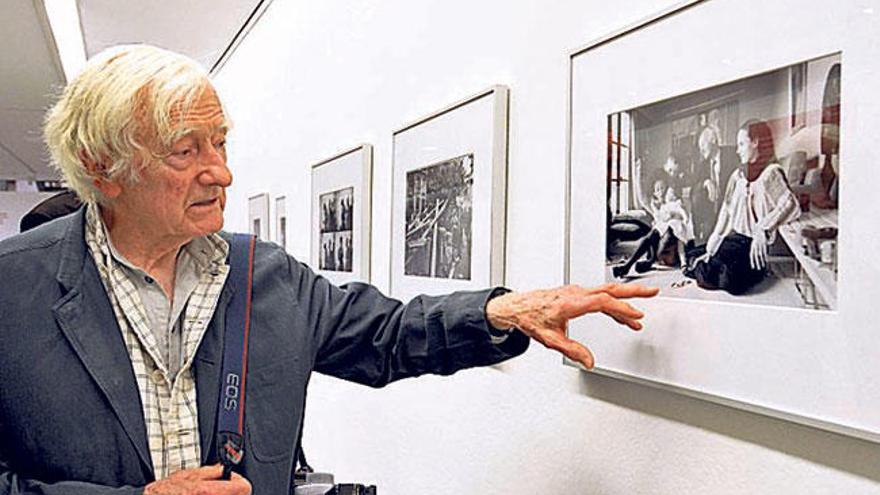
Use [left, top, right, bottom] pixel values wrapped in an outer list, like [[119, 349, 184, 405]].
[[683, 119, 800, 294], [605, 53, 840, 310], [0, 44, 658, 494]]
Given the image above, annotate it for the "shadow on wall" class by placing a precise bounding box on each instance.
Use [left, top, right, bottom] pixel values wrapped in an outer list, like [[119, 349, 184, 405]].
[[577, 372, 880, 483]]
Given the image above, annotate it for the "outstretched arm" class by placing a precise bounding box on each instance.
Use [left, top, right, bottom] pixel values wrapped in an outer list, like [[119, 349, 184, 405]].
[[485, 283, 659, 369]]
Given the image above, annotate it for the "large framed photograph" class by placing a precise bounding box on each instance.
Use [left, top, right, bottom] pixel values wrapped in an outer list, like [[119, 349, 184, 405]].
[[247, 193, 270, 241], [310, 144, 372, 286], [567, 0, 878, 441], [390, 86, 508, 301]]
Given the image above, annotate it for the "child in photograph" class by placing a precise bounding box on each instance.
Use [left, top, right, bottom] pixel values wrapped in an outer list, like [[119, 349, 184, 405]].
[[612, 170, 694, 279]]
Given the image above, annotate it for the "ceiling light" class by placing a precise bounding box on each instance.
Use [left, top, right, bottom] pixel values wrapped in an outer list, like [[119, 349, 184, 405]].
[[43, 0, 87, 82]]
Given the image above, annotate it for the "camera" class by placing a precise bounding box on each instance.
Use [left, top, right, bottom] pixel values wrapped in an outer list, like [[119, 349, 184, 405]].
[[293, 469, 377, 495]]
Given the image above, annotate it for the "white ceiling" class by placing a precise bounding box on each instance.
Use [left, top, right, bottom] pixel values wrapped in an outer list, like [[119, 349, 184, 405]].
[[0, 0, 264, 181], [0, 1, 65, 180]]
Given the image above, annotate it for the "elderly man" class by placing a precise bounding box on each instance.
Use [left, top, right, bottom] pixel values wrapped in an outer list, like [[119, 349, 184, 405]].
[[691, 126, 738, 245], [0, 45, 656, 494]]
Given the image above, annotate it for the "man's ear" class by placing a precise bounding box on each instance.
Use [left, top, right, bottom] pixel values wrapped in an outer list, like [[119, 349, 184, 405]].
[[80, 151, 122, 200]]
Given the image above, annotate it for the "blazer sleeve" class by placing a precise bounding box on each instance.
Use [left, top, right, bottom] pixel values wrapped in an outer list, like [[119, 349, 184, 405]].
[[281, 255, 530, 387], [0, 466, 143, 495]]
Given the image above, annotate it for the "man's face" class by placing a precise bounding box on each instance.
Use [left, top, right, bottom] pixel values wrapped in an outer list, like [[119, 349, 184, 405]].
[[663, 157, 680, 177], [107, 86, 232, 242]]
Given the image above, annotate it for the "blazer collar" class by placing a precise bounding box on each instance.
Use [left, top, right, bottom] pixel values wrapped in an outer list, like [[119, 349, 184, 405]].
[[52, 209, 237, 468], [51, 207, 154, 475]]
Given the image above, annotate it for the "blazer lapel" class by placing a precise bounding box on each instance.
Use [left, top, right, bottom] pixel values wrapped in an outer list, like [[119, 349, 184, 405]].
[[194, 286, 232, 463], [52, 210, 153, 474]]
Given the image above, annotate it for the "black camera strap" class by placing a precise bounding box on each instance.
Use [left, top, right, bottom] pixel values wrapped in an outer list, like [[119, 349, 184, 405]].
[[217, 233, 256, 480]]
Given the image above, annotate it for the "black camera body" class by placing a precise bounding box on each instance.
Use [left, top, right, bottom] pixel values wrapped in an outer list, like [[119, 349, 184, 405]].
[[293, 470, 377, 495]]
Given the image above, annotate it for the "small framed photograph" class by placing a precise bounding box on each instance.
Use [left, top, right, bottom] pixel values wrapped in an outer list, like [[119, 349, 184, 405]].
[[390, 85, 509, 301], [274, 195, 287, 250], [567, 0, 877, 442], [247, 193, 270, 241], [310, 144, 372, 286]]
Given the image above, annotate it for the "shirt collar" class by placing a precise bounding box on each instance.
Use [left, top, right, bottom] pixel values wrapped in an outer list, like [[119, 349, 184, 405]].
[[85, 202, 229, 274]]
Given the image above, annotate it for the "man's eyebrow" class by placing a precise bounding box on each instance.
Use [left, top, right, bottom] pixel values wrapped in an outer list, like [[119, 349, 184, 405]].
[[214, 118, 232, 134]]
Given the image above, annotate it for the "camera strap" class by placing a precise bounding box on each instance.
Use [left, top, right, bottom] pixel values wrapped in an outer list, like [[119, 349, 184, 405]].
[[217, 233, 256, 480]]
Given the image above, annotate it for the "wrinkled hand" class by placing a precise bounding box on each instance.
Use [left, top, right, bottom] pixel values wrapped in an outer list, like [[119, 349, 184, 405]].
[[486, 284, 658, 369], [144, 465, 252, 495], [749, 229, 768, 270]]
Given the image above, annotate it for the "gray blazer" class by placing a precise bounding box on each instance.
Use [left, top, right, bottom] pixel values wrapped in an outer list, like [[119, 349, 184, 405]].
[[0, 208, 529, 494]]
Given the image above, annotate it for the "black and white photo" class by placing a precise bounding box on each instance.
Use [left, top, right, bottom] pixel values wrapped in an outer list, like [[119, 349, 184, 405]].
[[390, 86, 508, 300], [567, 0, 877, 444], [318, 187, 354, 272], [310, 144, 372, 284], [604, 53, 841, 311], [404, 153, 473, 279], [247, 192, 270, 241], [275, 195, 287, 250]]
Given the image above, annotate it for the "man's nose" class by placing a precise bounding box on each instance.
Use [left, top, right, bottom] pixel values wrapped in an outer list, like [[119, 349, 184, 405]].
[[199, 144, 233, 187]]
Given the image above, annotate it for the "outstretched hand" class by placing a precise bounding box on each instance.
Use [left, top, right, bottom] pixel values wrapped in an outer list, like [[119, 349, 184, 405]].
[[485, 283, 658, 369]]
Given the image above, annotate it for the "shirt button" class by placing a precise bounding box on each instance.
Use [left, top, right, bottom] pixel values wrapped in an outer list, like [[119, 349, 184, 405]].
[[151, 370, 164, 384]]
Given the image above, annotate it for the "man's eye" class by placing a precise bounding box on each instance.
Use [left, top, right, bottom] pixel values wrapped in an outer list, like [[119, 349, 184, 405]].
[[175, 147, 194, 157]]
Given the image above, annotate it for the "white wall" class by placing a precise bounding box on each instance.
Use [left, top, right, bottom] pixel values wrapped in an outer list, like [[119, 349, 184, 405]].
[[0, 191, 55, 240], [212, 1, 880, 493]]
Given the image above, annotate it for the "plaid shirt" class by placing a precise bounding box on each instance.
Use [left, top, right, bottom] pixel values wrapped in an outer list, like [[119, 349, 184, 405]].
[[84, 205, 229, 478]]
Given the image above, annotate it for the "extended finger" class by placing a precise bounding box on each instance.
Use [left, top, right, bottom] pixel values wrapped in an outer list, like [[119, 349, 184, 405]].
[[589, 283, 659, 299], [566, 292, 647, 322], [538, 328, 595, 369], [590, 293, 645, 320], [607, 312, 644, 331]]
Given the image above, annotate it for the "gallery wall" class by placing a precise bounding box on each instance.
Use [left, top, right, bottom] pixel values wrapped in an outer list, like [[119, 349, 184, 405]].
[[0, 191, 55, 240], [212, 0, 880, 493]]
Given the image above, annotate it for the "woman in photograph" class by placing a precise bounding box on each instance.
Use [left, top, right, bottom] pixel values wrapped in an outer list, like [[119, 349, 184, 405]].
[[684, 119, 801, 294], [612, 155, 694, 279]]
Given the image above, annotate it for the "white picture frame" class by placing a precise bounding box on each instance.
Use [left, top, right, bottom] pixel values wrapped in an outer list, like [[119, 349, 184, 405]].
[[247, 192, 270, 241], [566, 0, 879, 442], [310, 144, 372, 286], [390, 85, 508, 301], [274, 195, 287, 250]]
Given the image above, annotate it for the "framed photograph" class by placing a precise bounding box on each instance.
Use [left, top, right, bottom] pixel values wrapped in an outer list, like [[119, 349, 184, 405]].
[[310, 144, 372, 286], [390, 86, 508, 301], [567, 0, 877, 441], [247, 193, 270, 241], [275, 195, 287, 250]]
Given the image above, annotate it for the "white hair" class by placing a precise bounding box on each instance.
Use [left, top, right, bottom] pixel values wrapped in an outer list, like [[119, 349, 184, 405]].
[[698, 125, 720, 149], [43, 44, 219, 204]]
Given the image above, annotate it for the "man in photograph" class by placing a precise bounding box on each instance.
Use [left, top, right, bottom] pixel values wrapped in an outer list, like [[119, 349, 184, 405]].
[[691, 126, 737, 245], [0, 44, 657, 494]]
